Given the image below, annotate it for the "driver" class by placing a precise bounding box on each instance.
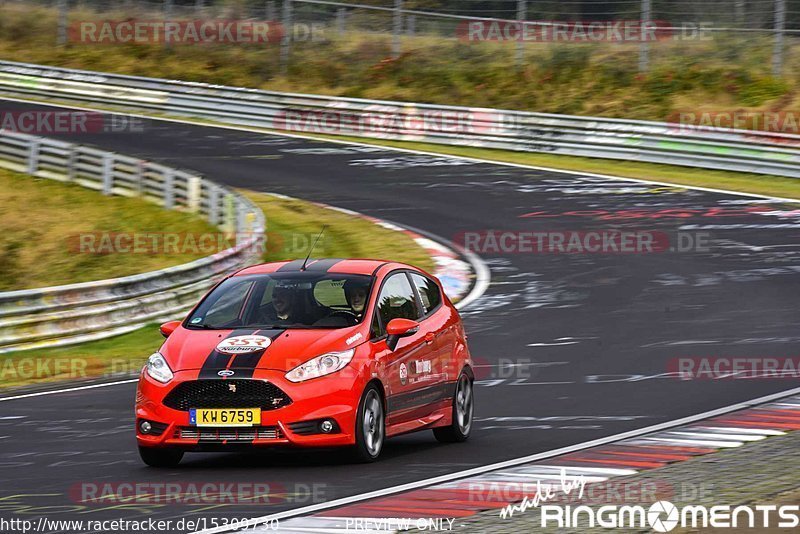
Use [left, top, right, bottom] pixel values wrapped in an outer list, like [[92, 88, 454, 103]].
[[343, 279, 368, 320], [260, 283, 301, 325]]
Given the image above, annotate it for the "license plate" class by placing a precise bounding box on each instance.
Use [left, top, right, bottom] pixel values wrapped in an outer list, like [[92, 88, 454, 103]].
[[189, 408, 261, 427]]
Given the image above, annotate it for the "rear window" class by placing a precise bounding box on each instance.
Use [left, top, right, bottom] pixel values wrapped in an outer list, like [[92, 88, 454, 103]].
[[411, 273, 442, 315]]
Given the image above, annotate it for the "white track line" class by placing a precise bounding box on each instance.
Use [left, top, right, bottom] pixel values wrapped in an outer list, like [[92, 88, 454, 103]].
[[195, 385, 800, 534], [0, 95, 798, 204], [0, 378, 138, 402]]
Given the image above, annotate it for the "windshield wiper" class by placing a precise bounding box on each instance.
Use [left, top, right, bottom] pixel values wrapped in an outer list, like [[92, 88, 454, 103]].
[[186, 322, 219, 330]]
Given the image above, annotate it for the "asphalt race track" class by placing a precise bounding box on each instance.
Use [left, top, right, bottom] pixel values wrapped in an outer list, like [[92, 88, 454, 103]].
[[2, 100, 800, 533]]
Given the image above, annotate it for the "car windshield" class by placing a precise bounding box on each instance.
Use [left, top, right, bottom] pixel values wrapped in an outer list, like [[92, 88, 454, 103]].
[[185, 273, 374, 330]]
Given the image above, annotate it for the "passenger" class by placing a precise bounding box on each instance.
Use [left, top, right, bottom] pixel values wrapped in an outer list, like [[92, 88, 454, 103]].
[[343, 279, 368, 320]]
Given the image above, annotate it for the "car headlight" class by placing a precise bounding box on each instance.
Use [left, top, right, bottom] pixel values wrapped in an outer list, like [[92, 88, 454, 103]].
[[146, 352, 174, 383], [285, 349, 355, 383]]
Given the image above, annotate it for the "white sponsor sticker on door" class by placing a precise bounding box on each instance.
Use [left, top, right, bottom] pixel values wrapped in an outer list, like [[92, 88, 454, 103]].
[[415, 360, 431, 373]]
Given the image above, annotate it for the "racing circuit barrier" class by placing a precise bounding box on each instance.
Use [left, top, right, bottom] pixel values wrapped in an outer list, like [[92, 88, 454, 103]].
[[0, 130, 265, 354], [1, 60, 800, 178]]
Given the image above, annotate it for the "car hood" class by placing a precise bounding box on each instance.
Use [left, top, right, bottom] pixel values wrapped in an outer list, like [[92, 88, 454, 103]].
[[161, 326, 366, 372]]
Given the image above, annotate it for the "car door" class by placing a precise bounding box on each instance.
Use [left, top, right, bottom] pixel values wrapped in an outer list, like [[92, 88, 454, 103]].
[[409, 272, 451, 390], [371, 271, 433, 425]]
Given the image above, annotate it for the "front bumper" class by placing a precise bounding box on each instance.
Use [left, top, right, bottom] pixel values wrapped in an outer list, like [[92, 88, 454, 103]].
[[136, 368, 365, 450]]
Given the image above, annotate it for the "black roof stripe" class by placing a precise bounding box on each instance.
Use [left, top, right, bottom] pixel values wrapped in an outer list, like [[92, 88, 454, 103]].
[[276, 259, 306, 272], [276, 258, 345, 273], [306, 258, 344, 272]]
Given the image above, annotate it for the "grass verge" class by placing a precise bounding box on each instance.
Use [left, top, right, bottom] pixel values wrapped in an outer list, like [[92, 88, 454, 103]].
[[0, 167, 219, 290], [1, 190, 437, 390], [0, 326, 162, 390], [244, 191, 435, 272]]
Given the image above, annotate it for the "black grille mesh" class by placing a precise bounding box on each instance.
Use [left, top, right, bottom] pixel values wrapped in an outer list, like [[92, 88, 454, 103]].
[[162, 380, 292, 411]]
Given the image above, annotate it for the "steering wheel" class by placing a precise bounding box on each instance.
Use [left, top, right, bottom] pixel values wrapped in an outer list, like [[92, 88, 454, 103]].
[[319, 310, 359, 326]]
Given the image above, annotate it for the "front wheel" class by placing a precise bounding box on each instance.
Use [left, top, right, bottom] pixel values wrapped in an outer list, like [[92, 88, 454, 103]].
[[138, 446, 183, 467], [351, 384, 385, 462], [433, 372, 473, 443]]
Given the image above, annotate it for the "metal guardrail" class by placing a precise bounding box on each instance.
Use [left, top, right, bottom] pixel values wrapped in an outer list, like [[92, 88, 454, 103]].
[[0, 129, 265, 354], [1, 60, 800, 178]]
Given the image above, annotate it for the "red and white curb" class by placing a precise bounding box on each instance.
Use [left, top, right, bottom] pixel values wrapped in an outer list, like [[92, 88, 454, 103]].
[[201, 389, 800, 533]]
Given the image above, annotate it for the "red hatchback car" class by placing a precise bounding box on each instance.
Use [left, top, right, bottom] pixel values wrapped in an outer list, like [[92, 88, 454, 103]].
[[136, 259, 474, 466]]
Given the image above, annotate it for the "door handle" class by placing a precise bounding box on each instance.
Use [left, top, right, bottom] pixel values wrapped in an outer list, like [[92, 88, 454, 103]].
[[425, 332, 435, 344]]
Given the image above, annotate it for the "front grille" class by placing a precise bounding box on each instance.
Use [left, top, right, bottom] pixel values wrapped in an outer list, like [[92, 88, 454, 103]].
[[162, 380, 292, 411], [176, 426, 281, 442]]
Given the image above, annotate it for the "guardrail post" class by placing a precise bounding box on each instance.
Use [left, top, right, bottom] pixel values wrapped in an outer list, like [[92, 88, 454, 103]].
[[639, 0, 651, 73], [209, 185, 220, 225], [735, 0, 745, 25], [164, 0, 173, 50], [27, 139, 40, 175], [66, 145, 76, 182], [223, 193, 236, 236], [280, 0, 292, 73], [236, 200, 246, 234], [163, 168, 175, 209], [392, 0, 403, 59], [135, 160, 145, 197], [57, 0, 68, 46], [187, 176, 202, 213], [773, 0, 785, 76], [102, 153, 114, 195], [515, 0, 525, 66], [406, 15, 415, 37], [336, 7, 346, 35]]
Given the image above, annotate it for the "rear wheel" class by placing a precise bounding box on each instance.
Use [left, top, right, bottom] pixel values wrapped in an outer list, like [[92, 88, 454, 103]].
[[138, 446, 184, 467], [351, 384, 385, 462], [433, 372, 473, 443]]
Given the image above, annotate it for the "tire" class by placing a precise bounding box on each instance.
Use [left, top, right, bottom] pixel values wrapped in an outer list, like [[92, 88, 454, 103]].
[[138, 446, 184, 467], [351, 384, 385, 462], [433, 372, 473, 443]]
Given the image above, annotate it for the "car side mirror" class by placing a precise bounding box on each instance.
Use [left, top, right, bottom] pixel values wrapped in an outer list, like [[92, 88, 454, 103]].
[[385, 318, 420, 351], [159, 321, 181, 338]]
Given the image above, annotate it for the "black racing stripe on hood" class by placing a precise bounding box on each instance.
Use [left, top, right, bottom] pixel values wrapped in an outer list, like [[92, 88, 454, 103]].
[[229, 328, 285, 379], [198, 329, 283, 379]]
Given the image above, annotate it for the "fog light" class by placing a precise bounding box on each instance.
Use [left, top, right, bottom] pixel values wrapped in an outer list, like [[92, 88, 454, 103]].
[[320, 420, 334, 433], [140, 421, 152, 434]]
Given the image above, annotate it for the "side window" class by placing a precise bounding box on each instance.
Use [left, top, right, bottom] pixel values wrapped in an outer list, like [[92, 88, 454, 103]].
[[411, 273, 442, 316], [371, 313, 384, 339], [374, 273, 421, 334], [203, 280, 254, 326]]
